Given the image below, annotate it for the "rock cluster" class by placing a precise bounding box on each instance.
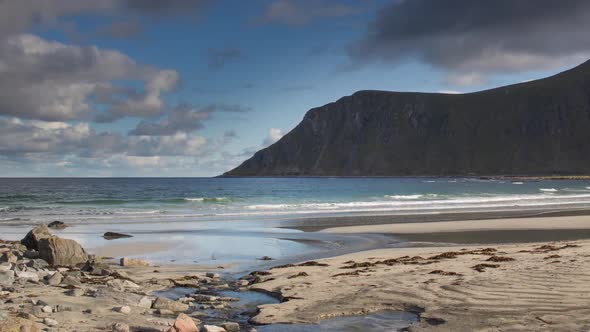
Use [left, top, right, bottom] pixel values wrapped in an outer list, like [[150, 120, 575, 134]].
[[1, 226, 249, 332]]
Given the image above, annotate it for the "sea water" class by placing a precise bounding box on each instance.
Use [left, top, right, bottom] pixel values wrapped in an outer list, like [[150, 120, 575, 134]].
[[2, 177, 590, 268]]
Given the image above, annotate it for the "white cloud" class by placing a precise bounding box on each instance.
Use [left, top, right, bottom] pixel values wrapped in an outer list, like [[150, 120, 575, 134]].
[[263, 128, 284, 146]]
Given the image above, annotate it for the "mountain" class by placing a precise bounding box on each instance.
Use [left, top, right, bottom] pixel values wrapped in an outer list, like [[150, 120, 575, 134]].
[[224, 60, 590, 177]]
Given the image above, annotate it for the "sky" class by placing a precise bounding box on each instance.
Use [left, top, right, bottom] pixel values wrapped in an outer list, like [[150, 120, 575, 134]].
[[1, 0, 590, 177]]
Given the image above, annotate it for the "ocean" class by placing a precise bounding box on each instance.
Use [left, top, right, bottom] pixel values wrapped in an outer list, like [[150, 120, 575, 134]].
[[2, 177, 590, 224], [2, 177, 590, 270]]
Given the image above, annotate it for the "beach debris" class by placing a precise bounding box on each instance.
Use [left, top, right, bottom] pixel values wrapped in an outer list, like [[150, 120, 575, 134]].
[[332, 270, 361, 277], [38, 237, 89, 266], [428, 248, 497, 260], [112, 322, 131, 332], [120, 257, 149, 267], [297, 261, 329, 267], [103, 232, 133, 240], [48, 221, 68, 230], [167, 313, 199, 332], [429, 270, 463, 276], [486, 256, 515, 262], [471, 263, 500, 272], [21, 224, 52, 251], [544, 254, 561, 259], [287, 272, 309, 279]]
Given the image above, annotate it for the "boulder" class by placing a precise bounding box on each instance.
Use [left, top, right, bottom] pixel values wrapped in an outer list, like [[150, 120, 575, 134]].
[[152, 297, 189, 312], [120, 257, 149, 267], [38, 237, 88, 266], [0, 270, 15, 286], [167, 313, 199, 332], [202, 325, 226, 332], [46, 272, 63, 286], [47, 221, 68, 230], [103, 232, 133, 240], [21, 225, 52, 251]]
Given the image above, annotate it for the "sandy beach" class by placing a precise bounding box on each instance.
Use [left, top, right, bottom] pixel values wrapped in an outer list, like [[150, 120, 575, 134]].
[[2, 213, 590, 331], [244, 215, 590, 331]]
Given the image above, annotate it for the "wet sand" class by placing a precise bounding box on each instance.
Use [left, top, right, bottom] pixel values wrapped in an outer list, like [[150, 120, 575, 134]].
[[248, 239, 590, 331]]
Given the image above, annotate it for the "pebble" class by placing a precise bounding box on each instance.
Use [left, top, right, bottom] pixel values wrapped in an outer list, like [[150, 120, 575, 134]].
[[41, 305, 53, 313], [115, 306, 131, 314]]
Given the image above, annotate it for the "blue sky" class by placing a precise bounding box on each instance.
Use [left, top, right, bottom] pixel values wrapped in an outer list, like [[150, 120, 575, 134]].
[[0, 0, 589, 176]]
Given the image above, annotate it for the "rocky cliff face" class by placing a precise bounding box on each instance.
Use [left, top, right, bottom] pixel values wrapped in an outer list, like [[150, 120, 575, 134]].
[[224, 60, 590, 176]]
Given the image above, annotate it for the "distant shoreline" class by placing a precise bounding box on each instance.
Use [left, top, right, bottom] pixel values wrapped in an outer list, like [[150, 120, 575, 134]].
[[218, 174, 590, 180]]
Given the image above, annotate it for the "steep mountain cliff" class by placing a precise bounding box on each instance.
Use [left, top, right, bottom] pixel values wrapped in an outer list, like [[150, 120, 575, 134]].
[[224, 60, 590, 177]]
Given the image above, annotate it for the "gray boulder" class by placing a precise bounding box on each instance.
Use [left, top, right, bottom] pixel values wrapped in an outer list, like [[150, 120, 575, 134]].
[[38, 237, 88, 266], [21, 225, 52, 251]]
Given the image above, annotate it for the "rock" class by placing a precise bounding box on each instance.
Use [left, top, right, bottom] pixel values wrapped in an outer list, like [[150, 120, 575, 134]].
[[65, 288, 85, 297], [167, 313, 199, 332], [41, 305, 53, 313], [0, 262, 11, 272], [21, 225, 52, 251], [81, 258, 111, 276], [203, 325, 227, 332], [46, 272, 63, 286], [114, 306, 131, 314], [206, 272, 220, 279], [119, 257, 149, 267], [138, 296, 153, 308], [257, 256, 273, 261], [0, 251, 17, 264], [221, 322, 240, 332], [234, 280, 249, 287], [23, 250, 40, 259], [103, 232, 133, 240], [155, 309, 175, 316], [26, 259, 48, 269], [60, 275, 82, 286], [106, 279, 140, 290], [15, 271, 39, 282], [43, 317, 58, 327], [47, 221, 68, 230], [152, 297, 189, 312], [31, 306, 44, 316], [38, 237, 88, 266], [0, 270, 15, 285], [112, 323, 130, 332]]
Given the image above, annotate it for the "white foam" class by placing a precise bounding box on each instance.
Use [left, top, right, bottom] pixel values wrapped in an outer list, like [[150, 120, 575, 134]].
[[384, 194, 424, 200], [540, 188, 558, 192]]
